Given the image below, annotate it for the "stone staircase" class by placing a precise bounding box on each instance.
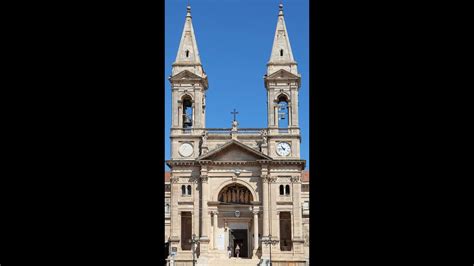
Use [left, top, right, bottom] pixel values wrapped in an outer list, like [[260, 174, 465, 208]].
[[204, 257, 261, 266]]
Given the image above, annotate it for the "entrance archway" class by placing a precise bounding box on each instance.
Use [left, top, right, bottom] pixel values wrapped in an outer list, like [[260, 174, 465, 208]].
[[211, 182, 259, 259]]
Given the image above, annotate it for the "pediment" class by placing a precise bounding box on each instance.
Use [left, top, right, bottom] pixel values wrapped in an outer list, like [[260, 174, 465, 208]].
[[197, 140, 272, 162], [265, 69, 300, 80], [170, 70, 203, 81]]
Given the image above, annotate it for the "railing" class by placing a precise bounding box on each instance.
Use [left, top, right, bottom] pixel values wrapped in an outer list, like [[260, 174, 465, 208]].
[[174, 128, 267, 135]]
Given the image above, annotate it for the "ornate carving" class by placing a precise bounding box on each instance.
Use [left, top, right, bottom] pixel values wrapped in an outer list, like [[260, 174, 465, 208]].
[[260, 129, 268, 144], [200, 175, 208, 183], [268, 176, 278, 183], [290, 176, 301, 183], [201, 130, 208, 143], [218, 184, 253, 204], [170, 176, 179, 183], [189, 176, 199, 184], [261, 174, 270, 183]]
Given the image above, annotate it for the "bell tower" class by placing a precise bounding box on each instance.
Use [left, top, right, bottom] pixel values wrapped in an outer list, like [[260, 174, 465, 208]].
[[169, 5, 208, 160], [264, 3, 302, 159]]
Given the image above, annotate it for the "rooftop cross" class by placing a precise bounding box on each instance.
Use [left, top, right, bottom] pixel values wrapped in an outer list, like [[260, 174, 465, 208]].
[[231, 108, 239, 122]]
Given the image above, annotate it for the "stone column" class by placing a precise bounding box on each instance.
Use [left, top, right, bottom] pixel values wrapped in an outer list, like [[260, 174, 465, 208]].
[[253, 210, 259, 257], [201, 176, 209, 239], [291, 175, 304, 254], [261, 174, 270, 260], [274, 104, 279, 128], [199, 164, 210, 254], [169, 174, 181, 252], [194, 91, 202, 128], [213, 211, 219, 250], [193, 177, 199, 237], [177, 104, 182, 128], [262, 175, 269, 237], [291, 89, 299, 127]]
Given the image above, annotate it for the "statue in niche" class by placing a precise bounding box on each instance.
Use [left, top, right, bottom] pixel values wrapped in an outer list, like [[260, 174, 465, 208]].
[[226, 189, 231, 203]]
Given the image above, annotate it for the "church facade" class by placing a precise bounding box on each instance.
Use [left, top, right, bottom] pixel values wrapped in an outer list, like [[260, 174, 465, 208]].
[[165, 4, 309, 266]]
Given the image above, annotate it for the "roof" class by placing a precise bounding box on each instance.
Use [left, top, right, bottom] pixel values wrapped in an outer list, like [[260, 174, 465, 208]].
[[302, 171, 309, 182]]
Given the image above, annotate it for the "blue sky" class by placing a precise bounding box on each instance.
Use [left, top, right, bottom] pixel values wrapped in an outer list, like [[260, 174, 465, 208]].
[[165, 0, 309, 170]]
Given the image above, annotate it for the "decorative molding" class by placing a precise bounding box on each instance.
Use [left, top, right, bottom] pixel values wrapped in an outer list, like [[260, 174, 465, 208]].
[[200, 175, 208, 183], [166, 160, 196, 167], [189, 176, 199, 184], [170, 177, 179, 183], [268, 176, 278, 183], [290, 176, 301, 183]]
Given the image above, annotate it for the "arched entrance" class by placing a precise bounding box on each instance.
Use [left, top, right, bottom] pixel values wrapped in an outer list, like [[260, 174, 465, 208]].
[[213, 183, 257, 259]]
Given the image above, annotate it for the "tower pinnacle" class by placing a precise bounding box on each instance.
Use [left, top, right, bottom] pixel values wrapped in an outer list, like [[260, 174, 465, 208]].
[[267, 2, 298, 76], [172, 4, 205, 77]]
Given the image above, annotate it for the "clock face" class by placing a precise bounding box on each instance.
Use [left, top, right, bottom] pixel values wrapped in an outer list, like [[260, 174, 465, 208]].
[[178, 143, 194, 157], [276, 142, 291, 156]]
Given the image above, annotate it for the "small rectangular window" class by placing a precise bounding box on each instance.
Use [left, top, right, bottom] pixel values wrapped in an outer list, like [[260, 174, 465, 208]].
[[302, 184, 309, 192]]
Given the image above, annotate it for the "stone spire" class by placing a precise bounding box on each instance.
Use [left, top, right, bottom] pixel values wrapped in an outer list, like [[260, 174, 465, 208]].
[[267, 3, 298, 76], [172, 5, 205, 77]]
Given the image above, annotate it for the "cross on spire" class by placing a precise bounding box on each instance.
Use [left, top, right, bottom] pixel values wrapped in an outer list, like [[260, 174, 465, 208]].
[[231, 108, 239, 122]]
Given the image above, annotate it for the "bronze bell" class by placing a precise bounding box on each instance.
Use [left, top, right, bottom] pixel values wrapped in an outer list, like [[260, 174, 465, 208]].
[[183, 114, 192, 127]]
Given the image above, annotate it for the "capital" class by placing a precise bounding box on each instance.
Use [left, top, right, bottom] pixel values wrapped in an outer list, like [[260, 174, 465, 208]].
[[290, 176, 301, 183]]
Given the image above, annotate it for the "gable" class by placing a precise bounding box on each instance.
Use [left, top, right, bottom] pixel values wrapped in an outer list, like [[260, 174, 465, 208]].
[[266, 69, 300, 80], [197, 140, 272, 161], [210, 146, 260, 161], [170, 70, 203, 80]]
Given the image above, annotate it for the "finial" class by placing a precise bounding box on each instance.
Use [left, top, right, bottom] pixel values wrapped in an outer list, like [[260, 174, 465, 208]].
[[186, 5, 191, 17], [279, 1, 284, 16]]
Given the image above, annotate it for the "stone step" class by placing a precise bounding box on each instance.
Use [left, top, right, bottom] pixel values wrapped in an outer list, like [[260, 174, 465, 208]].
[[205, 258, 261, 266]]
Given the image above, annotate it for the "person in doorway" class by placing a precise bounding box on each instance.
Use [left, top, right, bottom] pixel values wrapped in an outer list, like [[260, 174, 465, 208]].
[[227, 246, 231, 258], [235, 243, 240, 258]]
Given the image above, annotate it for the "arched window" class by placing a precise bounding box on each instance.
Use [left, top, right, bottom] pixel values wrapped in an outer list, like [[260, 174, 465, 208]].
[[181, 185, 186, 195], [277, 95, 289, 128], [280, 185, 284, 195], [280, 49, 284, 56], [182, 96, 193, 128], [185, 50, 190, 57], [187, 185, 192, 195], [285, 185, 290, 195]]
